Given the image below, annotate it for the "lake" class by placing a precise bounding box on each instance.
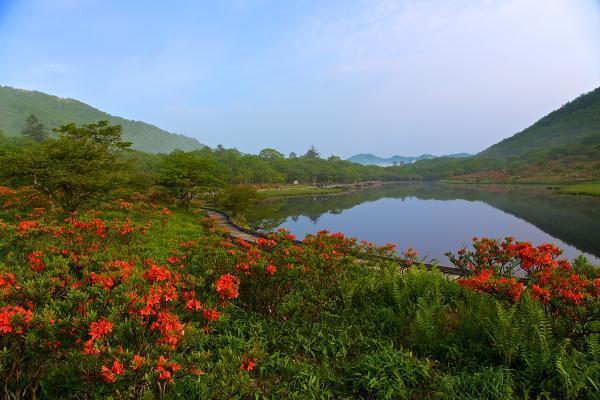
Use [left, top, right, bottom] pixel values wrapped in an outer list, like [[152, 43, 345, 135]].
[[246, 183, 600, 265]]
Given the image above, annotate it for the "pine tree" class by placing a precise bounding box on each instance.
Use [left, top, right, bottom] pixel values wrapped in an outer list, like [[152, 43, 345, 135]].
[[303, 145, 320, 159], [21, 114, 47, 142]]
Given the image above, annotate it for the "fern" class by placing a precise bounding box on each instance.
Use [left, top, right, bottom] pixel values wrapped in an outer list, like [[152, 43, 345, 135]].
[[487, 301, 523, 365]]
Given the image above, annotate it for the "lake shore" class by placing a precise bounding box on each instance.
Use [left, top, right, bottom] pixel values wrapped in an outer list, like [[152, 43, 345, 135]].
[[556, 182, 600, 197], [257, 180, 399, 198]]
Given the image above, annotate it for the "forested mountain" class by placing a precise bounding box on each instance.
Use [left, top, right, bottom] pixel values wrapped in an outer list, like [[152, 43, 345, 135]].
[[347, 152, 471, 166], [479, 87, 600, 158], [400, 87, 600, 182], [0, 86, 204, 153]]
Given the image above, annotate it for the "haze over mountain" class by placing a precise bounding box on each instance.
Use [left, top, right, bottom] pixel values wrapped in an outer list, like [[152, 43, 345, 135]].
[[401, 86, 600, 182], [1, 1, 598, 156], [479, 86, 600, 158], [0, 86, 204, 153], [347, 153, 472, 166]]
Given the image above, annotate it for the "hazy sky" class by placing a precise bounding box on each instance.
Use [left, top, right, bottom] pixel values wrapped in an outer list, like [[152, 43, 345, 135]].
[[1, 0, 599, 157]]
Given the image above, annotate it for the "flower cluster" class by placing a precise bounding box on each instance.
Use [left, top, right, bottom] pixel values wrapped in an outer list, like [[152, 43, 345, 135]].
[[457, 268, 524, 301], [0, 305, 33, 334], [0, 201, 236, 393], [215, 273, 240, 300], [449, 237, 599, 333]]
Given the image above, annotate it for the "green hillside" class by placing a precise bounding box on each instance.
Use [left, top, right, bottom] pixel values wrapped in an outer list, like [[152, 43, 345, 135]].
[[479, 87, 600, 158], [400, 87, 600, 183], [0, 86, 204, 153]]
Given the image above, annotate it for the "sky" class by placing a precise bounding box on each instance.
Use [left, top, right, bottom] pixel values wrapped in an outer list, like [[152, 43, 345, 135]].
[[0, 0, 599, 158]]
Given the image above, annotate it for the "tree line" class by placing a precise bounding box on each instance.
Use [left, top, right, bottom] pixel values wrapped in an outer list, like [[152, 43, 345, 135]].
[[0, 119, 420, 213]]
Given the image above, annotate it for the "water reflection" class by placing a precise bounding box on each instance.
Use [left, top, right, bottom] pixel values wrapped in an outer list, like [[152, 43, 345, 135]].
[[246, 183, 600, 264]]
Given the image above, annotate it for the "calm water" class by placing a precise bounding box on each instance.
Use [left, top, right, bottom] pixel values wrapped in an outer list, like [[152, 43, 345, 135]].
[[246, 183, 600, 265]]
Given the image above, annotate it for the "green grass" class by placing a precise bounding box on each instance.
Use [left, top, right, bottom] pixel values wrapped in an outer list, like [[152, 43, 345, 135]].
[[258, 185, 342, 197], [2, 199, 599, 399], [557, 182, 600, 196]]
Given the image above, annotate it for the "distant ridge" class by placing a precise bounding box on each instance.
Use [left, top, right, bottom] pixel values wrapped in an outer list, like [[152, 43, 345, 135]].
[[479, 86, 600, 158], [0, 86, 205, 153], [347, 152, 472, 166]]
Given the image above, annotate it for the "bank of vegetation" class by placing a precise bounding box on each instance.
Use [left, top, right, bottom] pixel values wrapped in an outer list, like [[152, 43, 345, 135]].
[[0, 119, 598, 399], [557, 183, 600, 197]]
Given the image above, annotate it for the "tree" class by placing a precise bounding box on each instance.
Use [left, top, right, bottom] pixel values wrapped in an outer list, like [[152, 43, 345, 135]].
[[159, 150, 220, 207], [288, 152, 297, 159], [217, 185, 261, 218], [3, 121, 131, 211], [21, 114, 47, 142], [258, 148, 284, 160], [303, 146, 320, 159]]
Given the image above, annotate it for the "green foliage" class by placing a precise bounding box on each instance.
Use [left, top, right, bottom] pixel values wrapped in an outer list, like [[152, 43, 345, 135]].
[[399, 87, 600, 183], [303, 145, 320, 159], [481, 87, 600, 159], [0, 189, 598, 398], [21, 113, 47, 142], [434, 367, 514, 400], [158, 150, 220, 207], [215, 185, 261, 217], [1, 121, 131, 211], [345, 345, 432, 399], [558, 182, 600, 197]]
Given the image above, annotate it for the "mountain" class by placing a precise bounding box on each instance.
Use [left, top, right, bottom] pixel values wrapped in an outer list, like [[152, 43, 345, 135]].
[[479, 87, 600, 158], [347, 152, 471, 166], [401, 87, 600, 183], [0, 86, 205, 153]]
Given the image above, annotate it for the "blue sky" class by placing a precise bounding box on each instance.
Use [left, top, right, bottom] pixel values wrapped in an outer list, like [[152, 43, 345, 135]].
[[1, 0, 599, 157]]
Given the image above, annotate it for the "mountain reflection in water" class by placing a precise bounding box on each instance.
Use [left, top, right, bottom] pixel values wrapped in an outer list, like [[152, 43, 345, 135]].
[[246, 183, 600, 264]]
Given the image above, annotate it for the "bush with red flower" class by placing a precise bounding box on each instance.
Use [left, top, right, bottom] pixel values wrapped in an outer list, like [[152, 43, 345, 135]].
[[447, 237, 599, 337], [0, 196, 240, 397]]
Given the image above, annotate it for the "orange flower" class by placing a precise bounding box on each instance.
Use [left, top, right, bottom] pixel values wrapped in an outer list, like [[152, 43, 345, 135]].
[[203, 308, 220, 322], [101, 366, 115, 382], [266, 264, 276, 276], [215, 273, 239, 300], [27, 251, 45, 272], [240, 354, 256, 371], [132, 354, 146, 370], [150, 312, 184, 349], [111, 359, 124, 375], [88, 319, 113, 341]]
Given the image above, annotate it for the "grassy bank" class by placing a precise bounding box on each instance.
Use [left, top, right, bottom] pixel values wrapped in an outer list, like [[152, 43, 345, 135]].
[[257, 185, 342, 197], [557, 182, 600, 196], [1, 186, 599, 399]]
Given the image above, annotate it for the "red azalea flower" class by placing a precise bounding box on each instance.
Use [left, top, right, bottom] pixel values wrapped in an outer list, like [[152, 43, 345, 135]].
[[240, 354, 256, 371], [88, 319, 113, 341], [101, 366, 115, 382], [266, 264, 277, 276], [203, 308, 220, 322], [215, 273, 240, 300]]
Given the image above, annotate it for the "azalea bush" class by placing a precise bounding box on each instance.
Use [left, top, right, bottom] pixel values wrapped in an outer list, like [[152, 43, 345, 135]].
[[0, 191, 240, 397], [1, 184, 599, 399], [0, 188, 410, 398], [447, 237, 600, 339]]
